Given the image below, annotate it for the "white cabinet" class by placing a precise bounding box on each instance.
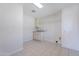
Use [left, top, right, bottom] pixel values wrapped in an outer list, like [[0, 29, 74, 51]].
[[33, 31, 44, 41]]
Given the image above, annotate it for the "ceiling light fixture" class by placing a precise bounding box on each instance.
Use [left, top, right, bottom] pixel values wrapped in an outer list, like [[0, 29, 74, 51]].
[[33, 3, 43, 8]]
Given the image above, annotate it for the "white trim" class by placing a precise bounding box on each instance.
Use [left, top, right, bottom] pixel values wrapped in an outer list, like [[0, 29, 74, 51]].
[[23, 39, 33, 43], [9, 48, 23, 56], [0, 48, 23, 56]]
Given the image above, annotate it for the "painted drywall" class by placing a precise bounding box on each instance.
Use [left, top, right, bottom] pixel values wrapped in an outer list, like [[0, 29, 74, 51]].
[[43, 22, 61, 43], [0, 4, 23, 55], [23, 15, 34, 42], [39, 12, 61, 43], [62, 5, 79, 51]]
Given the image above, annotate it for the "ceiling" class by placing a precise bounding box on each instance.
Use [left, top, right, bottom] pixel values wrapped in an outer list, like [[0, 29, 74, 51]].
[[23, 3, 79, 18]]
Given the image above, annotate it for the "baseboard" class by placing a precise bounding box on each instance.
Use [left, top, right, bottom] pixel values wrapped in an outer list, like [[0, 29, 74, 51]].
[[9, 48, 23, 56], [61, 45, 79, 52], [23, 39, 33, 43], [0, 48, 23, 56]]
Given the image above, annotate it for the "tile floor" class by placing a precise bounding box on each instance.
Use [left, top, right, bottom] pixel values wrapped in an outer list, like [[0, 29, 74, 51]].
[[12, 40, 79, 56]]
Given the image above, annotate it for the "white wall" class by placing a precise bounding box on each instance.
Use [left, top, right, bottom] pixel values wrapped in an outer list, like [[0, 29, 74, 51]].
[[62, 5, 79, 51], [40, 12, 61, 43], [23, 15, 34, 42], [43, 22, 61, 43], [0, 4, 23, 55]]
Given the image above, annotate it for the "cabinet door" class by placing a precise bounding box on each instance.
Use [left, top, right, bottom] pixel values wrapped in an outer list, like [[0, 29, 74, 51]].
[[40, 32, 44, 40], [35, 32, 41, 40], [33, 32, 44, 41]]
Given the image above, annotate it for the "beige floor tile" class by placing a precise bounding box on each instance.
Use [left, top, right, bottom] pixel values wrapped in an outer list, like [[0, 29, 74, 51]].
[[11, 40, 79, 56]]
